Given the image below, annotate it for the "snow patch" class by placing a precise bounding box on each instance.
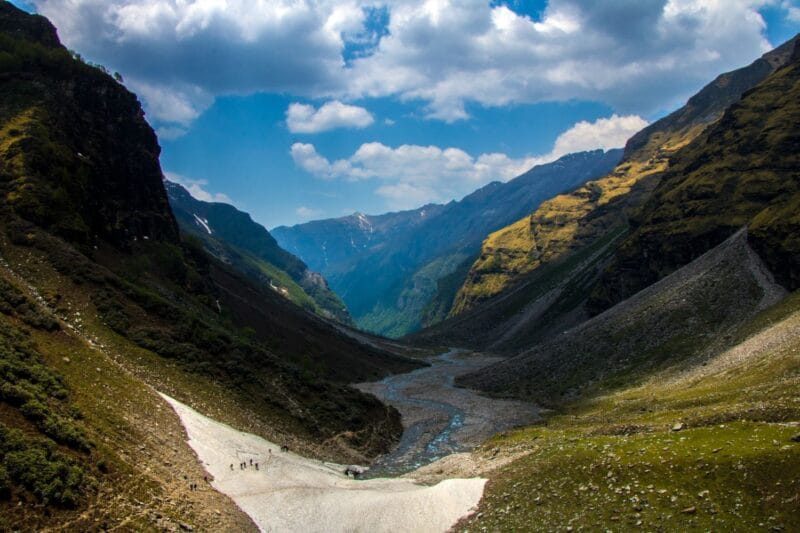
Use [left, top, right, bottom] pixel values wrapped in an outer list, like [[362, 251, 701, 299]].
[[193, 214, 212, 235], [159, 393, 486, 533]]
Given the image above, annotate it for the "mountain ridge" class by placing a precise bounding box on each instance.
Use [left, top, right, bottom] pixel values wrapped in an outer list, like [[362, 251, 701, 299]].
[[448, 35, 800, 319], [273, 149, 621, 337], [165, 180, 351, 323]]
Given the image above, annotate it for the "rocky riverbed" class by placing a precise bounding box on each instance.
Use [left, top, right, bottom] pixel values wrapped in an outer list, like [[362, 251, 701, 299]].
[[356, 350, 541, 477]]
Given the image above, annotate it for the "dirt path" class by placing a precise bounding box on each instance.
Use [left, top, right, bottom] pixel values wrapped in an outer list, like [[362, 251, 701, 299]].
[[161, 393, 486, 533]]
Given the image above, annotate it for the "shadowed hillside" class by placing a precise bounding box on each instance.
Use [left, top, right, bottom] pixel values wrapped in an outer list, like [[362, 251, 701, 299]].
[[0, 3, 420, 528], [165, 180, 351, 323]]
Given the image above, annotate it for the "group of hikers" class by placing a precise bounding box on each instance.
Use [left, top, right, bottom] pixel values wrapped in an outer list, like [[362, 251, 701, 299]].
[[233, 459, 260, 471], [226, 445, 290, 474], [188, 476, 209, 491]]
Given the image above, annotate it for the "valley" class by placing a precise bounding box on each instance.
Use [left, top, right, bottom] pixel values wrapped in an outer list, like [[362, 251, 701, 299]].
[[1, 2, 799, 532]]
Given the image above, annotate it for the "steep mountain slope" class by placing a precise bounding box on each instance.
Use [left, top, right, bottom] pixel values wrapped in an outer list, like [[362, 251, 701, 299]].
[[451, 35, 799, 317], [274, 150, 621, 336], [408, 225, 626, 352], [590, 40, 800, 312], [165, 180, 351, 323], [0, 4, 420, 527], [458, 229, 785, 402], [452, 38, 800, 405]]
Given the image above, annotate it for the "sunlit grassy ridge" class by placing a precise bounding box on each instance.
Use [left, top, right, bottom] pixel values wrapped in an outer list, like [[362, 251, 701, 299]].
[[591, 47, 800, 312], [450, 36, 798, 318]]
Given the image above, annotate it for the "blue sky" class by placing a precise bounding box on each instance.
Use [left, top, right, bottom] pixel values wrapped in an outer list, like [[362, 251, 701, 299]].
[[11, 0, 800, 229]]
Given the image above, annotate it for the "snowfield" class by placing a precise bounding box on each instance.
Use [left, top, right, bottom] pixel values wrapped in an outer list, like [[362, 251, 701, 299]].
[[160, 393, 486, 533]]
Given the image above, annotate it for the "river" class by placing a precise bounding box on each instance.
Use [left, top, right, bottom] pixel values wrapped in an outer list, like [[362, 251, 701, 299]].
[[355, 350, 540, 477]]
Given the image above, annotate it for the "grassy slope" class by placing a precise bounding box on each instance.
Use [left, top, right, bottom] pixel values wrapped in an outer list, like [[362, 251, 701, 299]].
[[458, 290, 800, 532], [591, 43, 800, 312], [0, 241, 258, 531], [407, 226, 626, 352], [450, 36, 798, 318]]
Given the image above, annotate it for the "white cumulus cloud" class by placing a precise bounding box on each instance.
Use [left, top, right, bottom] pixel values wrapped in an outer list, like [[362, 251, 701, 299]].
[[29, 0, 785, 128], [295, 206, 325, 219], [549, 114, 649, 159], [286, 101, 374, 133], [291, 113, 647, 209]]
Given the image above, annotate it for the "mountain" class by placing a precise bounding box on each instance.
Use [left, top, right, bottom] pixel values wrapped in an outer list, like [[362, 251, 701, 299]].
[[449, 35, 800, 318], [0, 4, 420, 528], [449, 36, 800, 402], [165, 180, 351, 323], [440, 45, 800, 531], [409, 34, 800, 354], [588, 40, 800, 312], [273, 149, 622, 337]]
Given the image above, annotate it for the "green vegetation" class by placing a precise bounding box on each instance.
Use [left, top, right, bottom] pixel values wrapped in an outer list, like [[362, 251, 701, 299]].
[[591, 45, 800, 311], [458, 289, 800, 532], [0, 288, 95, 508], [461, 422, 800, 532]]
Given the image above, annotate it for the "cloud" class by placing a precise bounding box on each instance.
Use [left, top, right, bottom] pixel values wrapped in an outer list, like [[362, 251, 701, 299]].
[[344, 0, 774, 120], [127, 79, 213, 127], [781, 0, 800, 21], [165, 172, 232, 204], [32, 0, 365, 127], [295, 206, 325, 219], [549, 114, 649, 158], [292, 113, 647, 208], [31, 0, 777, 127], [286, 100, 374, 133]]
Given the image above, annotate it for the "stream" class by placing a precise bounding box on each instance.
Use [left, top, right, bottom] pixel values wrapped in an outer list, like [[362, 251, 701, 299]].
[[355, 350, 540, 477]]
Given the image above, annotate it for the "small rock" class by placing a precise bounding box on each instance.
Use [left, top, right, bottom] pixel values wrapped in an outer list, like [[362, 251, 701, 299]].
[[790, 434, 800, 443], [179, 522, 193, 531], [62, 357, 71, 363], [698, 490, 709, 499], [672, 422, 685, 432], [681, 506, 697, 514]]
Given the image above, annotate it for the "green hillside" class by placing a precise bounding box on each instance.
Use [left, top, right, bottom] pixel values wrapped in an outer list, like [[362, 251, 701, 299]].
[[0, 4, 420, 528], [165, 180, 351, 323]]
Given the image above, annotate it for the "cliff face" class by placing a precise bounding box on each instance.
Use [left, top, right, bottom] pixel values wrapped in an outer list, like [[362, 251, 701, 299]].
[[0, 2, 177, 247], [450, 36, 799, 317], [589, 39, 800, 311]]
